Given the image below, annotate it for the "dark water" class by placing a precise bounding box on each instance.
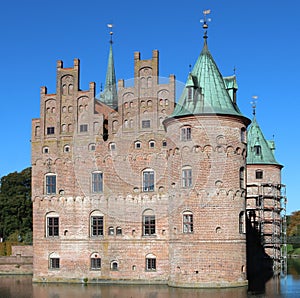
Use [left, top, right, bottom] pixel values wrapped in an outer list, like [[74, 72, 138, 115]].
[[1, 260, 300, 298]]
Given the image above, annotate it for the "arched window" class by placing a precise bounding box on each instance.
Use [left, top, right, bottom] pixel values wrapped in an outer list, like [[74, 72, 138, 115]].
[[110, 260, 118, 271], [49, 252, 60, 269], [135, 141, 141, 149], [63, 145, 70, 153], [142, 169, 155, 192], [149, 140, 155, 148], [143, 209, 156, 236], [90, 210, 104, 237], [145, 253, 156, 271], [108, 226, 114, 235], [183, 211, 193, 233], [46, 212, 59, 237], [92, 171, 103, 193], [116, 227, 122, 235], [42, 146, 49, 154], [89, 143, 96, 151], [90, 252, 101, 270], [45, 173, 56, 195], [182, 166, 192, 188]]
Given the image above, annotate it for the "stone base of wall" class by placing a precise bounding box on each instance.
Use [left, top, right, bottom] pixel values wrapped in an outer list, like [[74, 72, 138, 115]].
[[32, 276, 248, 288]]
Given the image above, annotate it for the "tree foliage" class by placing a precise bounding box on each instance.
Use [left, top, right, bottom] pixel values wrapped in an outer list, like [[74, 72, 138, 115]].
[[287, 210, 300, 237], [0, 167, 32, 243]]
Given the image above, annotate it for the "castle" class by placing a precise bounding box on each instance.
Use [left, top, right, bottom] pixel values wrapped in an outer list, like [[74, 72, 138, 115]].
[[31, 20, 286, 288]]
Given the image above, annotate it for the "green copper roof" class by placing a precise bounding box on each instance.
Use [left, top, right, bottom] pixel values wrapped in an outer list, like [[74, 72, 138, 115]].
[[100, 42, 118, 110], [171, 40, 244, 118], [247, 116, 282, 166]]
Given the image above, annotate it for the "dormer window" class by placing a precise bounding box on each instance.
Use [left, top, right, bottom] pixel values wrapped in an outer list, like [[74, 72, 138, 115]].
[[254, 145, 261, 155], [187, 87, 193, 101]]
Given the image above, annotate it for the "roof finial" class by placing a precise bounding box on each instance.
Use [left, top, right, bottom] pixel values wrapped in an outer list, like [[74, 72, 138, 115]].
[[251, 95, 258, 116], [107, 23, 114, 44], [200, 9, 211, 39]]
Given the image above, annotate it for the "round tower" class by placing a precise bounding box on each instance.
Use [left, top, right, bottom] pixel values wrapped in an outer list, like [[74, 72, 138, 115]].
[[164, 25, 250, 287]]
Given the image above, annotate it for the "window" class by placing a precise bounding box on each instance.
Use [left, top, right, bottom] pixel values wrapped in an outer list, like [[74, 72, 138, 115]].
[[183, 211, 193, 233], [187, 87, 193, 101], [45, 174, 56, 195], [143, 210, 155, 236], [142, 120, 151, 128], [182, 167, 192, 188], [92, 172, 103, 193], [256, 170, 263, 179], [90, 253, 101, 270], [146, 254, 156, 271], [135, 141, 141, 149], [239, 167, 245, 189], [80, 124, 88, 132], [64, 145, 70, 153], [241, 128, 246, 143], [116, 227, 122, 235], [89, 143, 96, 151], [254, 145, 261, 155], [110, 143, 116, 150], [162, 141, 167, 147], [149, 141, 155, 148], [143, 170, 154, 192], [108, 227, 114, 235], [43, 147, 49, 154], [181, 127, 191, 141], [47, 127, 55, 135], [47, 216, 59, 237], [91, 213, 104, 237], [111, 261, 118, 271], [239, 211, 245, 234], [49, 253, 60, 269]]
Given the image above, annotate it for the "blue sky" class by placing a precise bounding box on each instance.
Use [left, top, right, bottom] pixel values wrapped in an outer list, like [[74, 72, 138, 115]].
[[0, 0, 299, 214]]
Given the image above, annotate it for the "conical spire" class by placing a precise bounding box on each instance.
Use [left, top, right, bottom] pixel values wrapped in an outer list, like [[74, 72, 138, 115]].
[[247, 115, 282, 166], [171, 13, 246, 119], [100, 25, 118, 110]]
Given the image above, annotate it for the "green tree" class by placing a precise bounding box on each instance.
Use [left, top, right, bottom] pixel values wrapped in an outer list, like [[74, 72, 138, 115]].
[[287, 210, 300, 237], [0, 167, 32, 243]]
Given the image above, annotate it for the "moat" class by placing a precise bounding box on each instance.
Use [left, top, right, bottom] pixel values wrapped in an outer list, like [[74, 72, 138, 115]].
[[1, 259, 300, 298]]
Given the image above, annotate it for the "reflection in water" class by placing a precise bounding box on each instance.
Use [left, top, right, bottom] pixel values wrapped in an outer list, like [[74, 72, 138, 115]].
[[1, 260, 300, 298]]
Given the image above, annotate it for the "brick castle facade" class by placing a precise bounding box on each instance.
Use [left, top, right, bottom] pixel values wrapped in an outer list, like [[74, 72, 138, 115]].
[[31, 24, 284, 287]]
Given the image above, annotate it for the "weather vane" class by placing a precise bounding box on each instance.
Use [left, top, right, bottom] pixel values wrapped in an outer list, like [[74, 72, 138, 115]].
[[107, 23, 114, 43], [200, 9, 211, 39], [251, 95, 258, 116]]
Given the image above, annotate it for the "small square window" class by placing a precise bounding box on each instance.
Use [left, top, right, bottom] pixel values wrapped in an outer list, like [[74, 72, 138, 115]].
[[116, 227, 122, 235], [108, 227, 114, 235], [47, 127, 55, 135], [256, 170, 263, 179], [142, 120, 151, 128], [80, 124, 88, 132], [162, 141, 167, 147], [135, 142, 141, 149], [149, 141, 155, 148], [110, 143, 116, 150]]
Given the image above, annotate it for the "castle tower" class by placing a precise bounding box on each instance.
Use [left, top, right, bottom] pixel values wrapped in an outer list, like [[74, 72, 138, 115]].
[[163, 23, 250, 287], [246, 108, 285, 271]]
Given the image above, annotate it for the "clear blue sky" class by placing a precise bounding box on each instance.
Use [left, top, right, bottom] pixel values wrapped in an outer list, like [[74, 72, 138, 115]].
[[0, 0, 299, 214]]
